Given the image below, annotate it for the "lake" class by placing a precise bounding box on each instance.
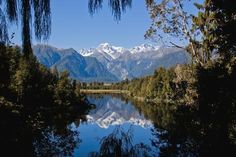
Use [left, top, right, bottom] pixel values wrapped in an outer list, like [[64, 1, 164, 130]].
[[2, 93, 235, 156], [73, 94, 156, 156]]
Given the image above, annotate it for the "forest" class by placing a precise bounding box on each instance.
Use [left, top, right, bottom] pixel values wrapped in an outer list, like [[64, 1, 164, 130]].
[[0, 0, 236, 156], [79, 1, 236, 155], [0, 43, 92, 156]]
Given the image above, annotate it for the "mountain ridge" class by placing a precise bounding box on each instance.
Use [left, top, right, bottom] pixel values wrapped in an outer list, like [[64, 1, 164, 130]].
[[33, 43, 190, 82]]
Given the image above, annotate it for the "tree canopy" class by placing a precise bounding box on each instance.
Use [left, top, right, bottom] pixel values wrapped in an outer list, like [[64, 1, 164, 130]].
[[0, 0, 51, 55], [146, 0, 236, 64]]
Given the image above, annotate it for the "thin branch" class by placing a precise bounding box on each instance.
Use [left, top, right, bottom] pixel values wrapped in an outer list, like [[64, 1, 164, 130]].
[[169, 41, 185, 49]]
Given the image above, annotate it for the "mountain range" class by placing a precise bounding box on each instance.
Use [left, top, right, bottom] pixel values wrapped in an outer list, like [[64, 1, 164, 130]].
[[33, 43, 190, 82], [85, 95, 153, 129]]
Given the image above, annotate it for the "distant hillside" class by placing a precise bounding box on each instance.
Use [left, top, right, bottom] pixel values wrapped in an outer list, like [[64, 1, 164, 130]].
[[33, 45, 118, 82], [33, 43, 190, 82]]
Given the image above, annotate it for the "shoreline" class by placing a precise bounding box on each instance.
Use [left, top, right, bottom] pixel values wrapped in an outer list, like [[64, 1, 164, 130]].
[[80, 89, 129, 94], [80, 89, 149, 102]]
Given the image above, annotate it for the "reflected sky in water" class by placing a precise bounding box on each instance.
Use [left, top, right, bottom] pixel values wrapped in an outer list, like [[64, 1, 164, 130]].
[[72, 95, 155, 156]]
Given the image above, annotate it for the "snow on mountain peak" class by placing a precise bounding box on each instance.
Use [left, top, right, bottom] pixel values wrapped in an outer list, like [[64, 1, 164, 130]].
[[34, 44, 189, 82], [98, 43, 125, 53], [130, 43, 160, 54], [79, 43, 160, 59], [80, 48, 94, 56], [79, 43, 127, 60], [86, 112, 153, 129], [98, 42, 110, 48]]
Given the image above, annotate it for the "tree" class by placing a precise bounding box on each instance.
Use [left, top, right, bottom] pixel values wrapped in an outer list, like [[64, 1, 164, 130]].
[[0, 0, 135, 55], [145, 0, 206, 65], [88, 0, 132, 20], [54, 71, 74, 107], [89, 127, 153, 157], [193, 0, 236, 61], [145, 0, 236, 64], [0, 44, 21, 98], [0, 0, 51, 56]]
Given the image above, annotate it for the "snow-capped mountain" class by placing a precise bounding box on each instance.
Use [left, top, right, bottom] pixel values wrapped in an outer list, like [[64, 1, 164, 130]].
[[130, 43, 160, 54], [79, 43, 190, 80], [80, 43, 126, 60], [85, 95, 153, 129], [33, 45, 118, 82], [33, 43, 190, 82], [80, 43, 160, 58]]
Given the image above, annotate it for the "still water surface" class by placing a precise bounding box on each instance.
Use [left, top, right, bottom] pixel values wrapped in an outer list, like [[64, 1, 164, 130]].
[[73, 94, 156, 156], [3, 93, 234, 156]]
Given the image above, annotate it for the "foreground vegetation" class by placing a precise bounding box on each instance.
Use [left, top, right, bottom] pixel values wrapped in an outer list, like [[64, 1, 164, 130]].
[[0, 0, 235, 156], [0, 44, 91, 156], [77, 1, 236, 156]]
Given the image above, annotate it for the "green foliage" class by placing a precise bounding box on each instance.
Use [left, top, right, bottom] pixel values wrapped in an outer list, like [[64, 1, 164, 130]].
[[146, 0, 236, 64], [0, 44, 89, 110], [0, 0, 235, 156], [0, 0, 136, 54], [146, 59, 236, 157], [54, 71, 74, 106], [81, 82, 106, 89], [193, 0, 236, 60], [0, 44, 91, 156], [128, 58, 236, 156], [145, 0, 204, 64], [88, 0, 132, 20], [196, 58, 236, 152], [112, 66, 192, 103], [89, 127, 153, 157], [121, 1, 236, 151], [0, 0, 51, 56]]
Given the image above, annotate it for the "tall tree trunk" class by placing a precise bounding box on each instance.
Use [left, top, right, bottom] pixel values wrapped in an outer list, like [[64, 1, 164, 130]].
[[22, 0, 32, 58]]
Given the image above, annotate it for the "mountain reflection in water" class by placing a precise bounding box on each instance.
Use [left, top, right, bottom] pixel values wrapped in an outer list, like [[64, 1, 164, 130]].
[[75, 94, 236, 157], [1, 94, 236, 157], [86, 95, 153, 128], [73, 94, 155, 156]]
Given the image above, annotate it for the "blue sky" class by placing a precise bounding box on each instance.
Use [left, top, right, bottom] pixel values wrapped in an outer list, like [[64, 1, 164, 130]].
[[10, 0, 151, 51], [10, 0, 202, 51]]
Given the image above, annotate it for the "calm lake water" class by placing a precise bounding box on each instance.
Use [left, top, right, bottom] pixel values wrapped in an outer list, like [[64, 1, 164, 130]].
[[2, 93, 235, 156], [73, 94, 156, 156]]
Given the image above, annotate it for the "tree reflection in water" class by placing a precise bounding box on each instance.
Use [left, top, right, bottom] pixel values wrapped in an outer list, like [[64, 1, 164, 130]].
[[89, 126, 154, 157], [85, 91, 236, 157], [133, 99, 236, 157], [1, 91, 236, 156], [0, 102, 90, 157]]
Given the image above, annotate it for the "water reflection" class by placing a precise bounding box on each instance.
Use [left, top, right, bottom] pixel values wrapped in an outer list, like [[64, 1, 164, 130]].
[[88, 94, 236, 157], [74, 94, 155, 156], [133, 99, 236, 157], [0, 101, 89, 157], [86, 94, 152, 128], [89, 126, 154, 157], [1, 93, 235, 156]]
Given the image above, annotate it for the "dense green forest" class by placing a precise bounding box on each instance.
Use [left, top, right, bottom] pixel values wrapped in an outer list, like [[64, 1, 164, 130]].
[[0, 0, 236, 156], [0, 44, 90, 111], [78, 1, 236, 156], [0, 44, 92, 156], [82, 0, 236, 107]]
